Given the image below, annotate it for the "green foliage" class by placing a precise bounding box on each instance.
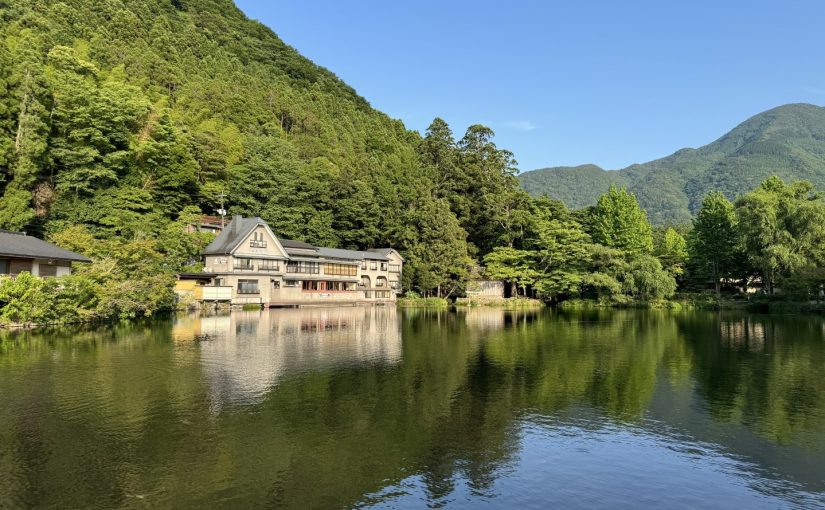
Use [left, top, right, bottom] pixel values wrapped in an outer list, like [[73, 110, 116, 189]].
[[396, 295, 450, 308], [483, 247, 539, 296], [0, 272, 98, 325], [734, 177, 825, 297], [0, 1, 819, 317], [688, 191, 741, 293], [0, 0, 526, 300], [589, 185, 654, 254], [623, 255, 678, 301], [655, 227, 688, 277], [520, 104, 825, 224]]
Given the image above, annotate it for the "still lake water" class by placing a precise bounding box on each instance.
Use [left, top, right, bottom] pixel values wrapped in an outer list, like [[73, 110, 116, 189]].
[[1, 307, 824, 509]]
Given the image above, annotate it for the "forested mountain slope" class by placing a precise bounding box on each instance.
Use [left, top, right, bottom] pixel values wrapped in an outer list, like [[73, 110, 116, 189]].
[[0, 0, 536, 298], [0, 0, 414, 242], [519, 104, 825, 224]]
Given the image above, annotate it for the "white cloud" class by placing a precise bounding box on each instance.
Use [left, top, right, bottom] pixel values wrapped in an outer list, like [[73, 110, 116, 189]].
[[501, 120, 538, 132]]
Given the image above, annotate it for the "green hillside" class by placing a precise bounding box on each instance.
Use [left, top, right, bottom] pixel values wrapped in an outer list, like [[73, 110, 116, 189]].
[[0, 0, 532, 302], [519, 104, 825, 224]]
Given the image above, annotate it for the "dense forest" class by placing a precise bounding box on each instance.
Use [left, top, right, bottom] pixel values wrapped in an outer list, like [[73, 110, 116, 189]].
[[0, 1, 823, 324], [519, 104, 825, 224]]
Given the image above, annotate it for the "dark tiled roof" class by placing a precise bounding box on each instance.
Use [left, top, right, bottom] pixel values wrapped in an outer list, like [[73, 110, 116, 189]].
[[316, 247, 389, 262], [0, 231, 91, 262], [202, 216, 266, 255], [367, 248, 403, 261], [199, 216, 401, 264], [281, 239, 317, 251]]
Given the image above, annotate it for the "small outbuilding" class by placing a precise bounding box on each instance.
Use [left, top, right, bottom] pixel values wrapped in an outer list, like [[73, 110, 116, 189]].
[[0, 229, 91, 277], [466, 280, 506, 299]]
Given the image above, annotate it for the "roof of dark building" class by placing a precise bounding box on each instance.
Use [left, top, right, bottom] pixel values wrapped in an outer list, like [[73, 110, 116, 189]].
[[203, 215, 268, 255], [367, 248, 404, 261], [199, 216, 401, 263], [0, 230, 91, 263], [280, 239, 317, 251], [316, 247, 389, 262]]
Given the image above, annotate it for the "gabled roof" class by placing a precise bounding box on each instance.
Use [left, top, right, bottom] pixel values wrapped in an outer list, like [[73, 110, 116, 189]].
[[200, 217, 403, 264], [368, 248, 404, 261], [0, 230, 91, 263], [202, 216, 269, 255]]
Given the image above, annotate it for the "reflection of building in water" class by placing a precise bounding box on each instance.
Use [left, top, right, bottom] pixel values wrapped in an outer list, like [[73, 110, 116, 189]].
[[173, 307, 402, 407], [720, 318, 767, 351], [462, 308, 541, 332], [464, 308, 506, 331]]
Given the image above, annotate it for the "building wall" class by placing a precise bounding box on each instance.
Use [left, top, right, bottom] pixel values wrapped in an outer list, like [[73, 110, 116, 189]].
[[0, 258, 71, 277], [466, 280, 505, 298]]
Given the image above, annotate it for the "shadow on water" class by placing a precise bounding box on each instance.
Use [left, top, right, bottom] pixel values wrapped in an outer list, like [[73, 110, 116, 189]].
[[0, 307, 823, 508]]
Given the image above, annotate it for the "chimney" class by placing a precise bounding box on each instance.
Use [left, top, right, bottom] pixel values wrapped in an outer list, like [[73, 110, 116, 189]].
[[232, 215, 242, 233]]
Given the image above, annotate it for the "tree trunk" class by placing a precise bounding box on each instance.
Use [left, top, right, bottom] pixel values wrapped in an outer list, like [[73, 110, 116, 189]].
[[510, 281, 517, 298]]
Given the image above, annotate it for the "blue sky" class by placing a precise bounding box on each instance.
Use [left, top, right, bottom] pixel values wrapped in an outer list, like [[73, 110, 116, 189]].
[[235, 1, 825, 172]]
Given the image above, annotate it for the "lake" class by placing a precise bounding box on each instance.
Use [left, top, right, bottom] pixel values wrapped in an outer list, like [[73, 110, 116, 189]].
[[1, 307, 824, 509]]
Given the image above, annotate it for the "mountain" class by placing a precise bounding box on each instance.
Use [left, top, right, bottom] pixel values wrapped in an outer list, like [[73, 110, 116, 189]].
[[518, 104, 825, 224], [0, 0, 435, 247]]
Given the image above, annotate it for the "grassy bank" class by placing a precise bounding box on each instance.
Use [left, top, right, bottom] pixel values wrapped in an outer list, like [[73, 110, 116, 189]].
[[559, 297, 683, 310], [559, 293, 825, 314], [455, 297, 544, 309], [397, 296, 450, 308]]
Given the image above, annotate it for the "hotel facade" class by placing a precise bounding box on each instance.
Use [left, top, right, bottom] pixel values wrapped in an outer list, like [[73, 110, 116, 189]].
[[177, 216, 403, 307]]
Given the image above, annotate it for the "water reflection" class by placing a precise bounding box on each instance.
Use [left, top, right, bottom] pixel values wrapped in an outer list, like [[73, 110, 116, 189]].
[[0, 309, 823, 508], [173, 307, 402, 407]]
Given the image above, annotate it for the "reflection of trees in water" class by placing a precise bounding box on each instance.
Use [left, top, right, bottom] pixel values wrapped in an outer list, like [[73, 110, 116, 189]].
[[1, 310, 824, 508], [677, 312, 825, 445], [479, 310, 688, 421]]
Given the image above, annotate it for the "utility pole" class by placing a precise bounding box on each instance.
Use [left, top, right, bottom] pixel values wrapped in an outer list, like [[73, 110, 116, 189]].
[[216, 193, 227, 228]]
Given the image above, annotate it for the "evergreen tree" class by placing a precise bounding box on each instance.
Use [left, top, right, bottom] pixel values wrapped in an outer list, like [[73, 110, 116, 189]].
[[656, 227, 688, 277], [689, 192, 740, 295], [589, 185, 654, 254]]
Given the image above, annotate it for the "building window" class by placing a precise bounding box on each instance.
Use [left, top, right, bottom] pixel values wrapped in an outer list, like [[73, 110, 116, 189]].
[[233, 258, 254, 270], [302, 280, 320, 291], [258, 260, 279, 271], [250, 231, 267, 248], [0, 259, 7, 274], [361, 260, 367, 270], [370, 261, 378, 270], [301, 280, 354, 292], [380, 262, 388, 271], [39, 264, 58, 278], [237, 279, 260, 294], [285, 280, 299, 287], [287, 261, 319, 274], [389, 264, 400, 273], [324, 263, 358, 276], [390, 280, 399, 289]]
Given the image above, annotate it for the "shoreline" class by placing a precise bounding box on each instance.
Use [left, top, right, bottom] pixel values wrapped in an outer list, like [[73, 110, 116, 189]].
[[2, 298, 822, 332]]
